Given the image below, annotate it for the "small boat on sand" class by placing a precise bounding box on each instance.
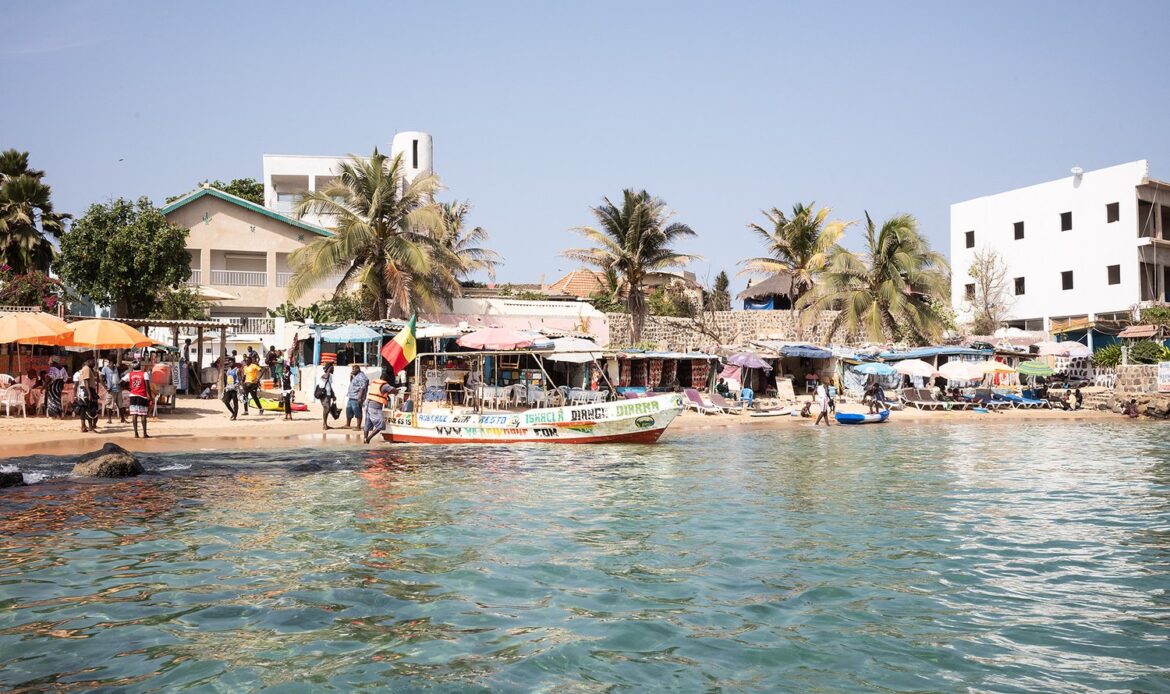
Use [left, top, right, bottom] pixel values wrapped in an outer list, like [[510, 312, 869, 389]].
[[835, 410, 890, 425], [384, 394, 685, 444]]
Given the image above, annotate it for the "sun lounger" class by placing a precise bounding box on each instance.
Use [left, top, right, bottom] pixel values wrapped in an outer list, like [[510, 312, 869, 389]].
[[970, 389, 1010, 409], [900, 388, 944, 410], [683, 388, 719, 415], [710, 392, 739, 413], [993, 390, 1047, 409]]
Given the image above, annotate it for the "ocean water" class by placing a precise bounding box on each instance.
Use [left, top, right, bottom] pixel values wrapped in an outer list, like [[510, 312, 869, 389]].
[[1, 422, 1168, 692]]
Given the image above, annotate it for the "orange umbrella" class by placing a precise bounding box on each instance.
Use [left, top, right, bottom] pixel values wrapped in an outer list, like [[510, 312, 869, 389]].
[[0, 312, 74, 345], [65, 319, 153, 349]]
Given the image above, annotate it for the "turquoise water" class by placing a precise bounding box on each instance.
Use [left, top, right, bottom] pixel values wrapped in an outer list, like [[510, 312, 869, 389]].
[[1, 422, 1169, 692]]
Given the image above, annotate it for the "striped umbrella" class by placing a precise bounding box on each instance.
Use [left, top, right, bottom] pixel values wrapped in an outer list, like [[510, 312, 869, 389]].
[[1018, 360, 1055, 377]]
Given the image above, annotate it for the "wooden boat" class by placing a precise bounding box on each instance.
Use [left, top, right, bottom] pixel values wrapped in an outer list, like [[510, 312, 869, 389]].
[[834, 410, 890, 425], [383, 393, 685, 444], [749, 407, 791, 418]]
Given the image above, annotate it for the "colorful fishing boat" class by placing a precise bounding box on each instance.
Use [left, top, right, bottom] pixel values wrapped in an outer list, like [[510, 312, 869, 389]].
[[383, 393, 685, 444], [834, 410, 890, 425]]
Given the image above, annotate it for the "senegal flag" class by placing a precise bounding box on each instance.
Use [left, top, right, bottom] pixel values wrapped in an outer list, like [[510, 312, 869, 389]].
[[381, 314, 417, 374]]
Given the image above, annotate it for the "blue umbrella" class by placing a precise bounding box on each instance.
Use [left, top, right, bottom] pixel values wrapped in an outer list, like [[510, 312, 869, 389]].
[[321, 324, 382, 343], [851, 361, 896, 376]]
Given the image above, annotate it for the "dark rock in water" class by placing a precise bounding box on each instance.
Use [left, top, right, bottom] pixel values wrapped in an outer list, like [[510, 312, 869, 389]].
[[72, 443, 144, 478], [290, 462, 324, 473], [0, 470, 24, 488]]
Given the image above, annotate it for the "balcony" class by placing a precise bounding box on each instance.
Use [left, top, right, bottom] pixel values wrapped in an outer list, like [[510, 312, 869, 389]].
[[276, 272, 293, 288], [239, 317, 276, 334], [185, 269, 202, 285], [211, 270, 268, 287]]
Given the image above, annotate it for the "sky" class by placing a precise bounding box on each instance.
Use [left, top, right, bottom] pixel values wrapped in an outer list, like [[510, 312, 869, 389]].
[[3, 0, 1169, 295]]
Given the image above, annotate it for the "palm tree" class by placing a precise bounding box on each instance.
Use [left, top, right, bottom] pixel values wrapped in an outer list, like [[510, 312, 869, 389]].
[[0, 149, 67, 274], [287, 148, 450, 319], [739, 202, 849, 300], [563, 189, 698, 342], [798, 212, 950, 344], [438, 200, 501, 283]]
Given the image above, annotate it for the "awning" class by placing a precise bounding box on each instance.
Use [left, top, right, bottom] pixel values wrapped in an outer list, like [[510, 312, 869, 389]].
[[781, 344, 832, 359], [1118, 324, 1159, 339], [878, 346, 991, 361]]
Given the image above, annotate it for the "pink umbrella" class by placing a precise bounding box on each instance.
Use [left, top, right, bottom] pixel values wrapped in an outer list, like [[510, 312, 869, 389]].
[[456, 327, 552, 350]]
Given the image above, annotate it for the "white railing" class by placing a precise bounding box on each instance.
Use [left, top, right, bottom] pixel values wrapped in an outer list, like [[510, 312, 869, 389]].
[[211, 270, 268, 287], [0, 305, 41, 314], [276, 272, 293, 288], [186, 269, 202, 285], [239, 317, 276, 335]]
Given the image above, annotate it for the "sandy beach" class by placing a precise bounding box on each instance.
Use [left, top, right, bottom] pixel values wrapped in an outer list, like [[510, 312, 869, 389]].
[[0, 394, 1120, 459]]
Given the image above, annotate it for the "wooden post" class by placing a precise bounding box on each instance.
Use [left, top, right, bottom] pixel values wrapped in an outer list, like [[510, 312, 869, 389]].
[[196, 327, 204, 373]]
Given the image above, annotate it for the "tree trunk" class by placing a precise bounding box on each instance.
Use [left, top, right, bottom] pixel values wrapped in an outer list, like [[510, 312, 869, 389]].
[[628, 287, 646, 344]]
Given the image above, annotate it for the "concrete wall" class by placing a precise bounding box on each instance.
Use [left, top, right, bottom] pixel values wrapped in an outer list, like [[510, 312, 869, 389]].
[[606, 310, 840, 350], [1114, 363, 1160, 395], [950, 160, 1149, 328]]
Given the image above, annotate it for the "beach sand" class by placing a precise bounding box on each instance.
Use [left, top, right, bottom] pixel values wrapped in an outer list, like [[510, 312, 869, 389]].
[[0, 394, 1123, 459]]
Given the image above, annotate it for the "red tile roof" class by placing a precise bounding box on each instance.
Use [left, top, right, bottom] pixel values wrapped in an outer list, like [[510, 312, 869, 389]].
[[548, 269, 604, 298]]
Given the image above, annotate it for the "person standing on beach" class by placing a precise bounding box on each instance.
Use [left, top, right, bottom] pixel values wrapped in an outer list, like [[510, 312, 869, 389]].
[[221, 359, 241, 420], [77, 357, 100, 433], [814, 381, 831, 426], [241, 356, 264, 415], [345, 363, 368, 429], [124, 361, 152, 438], [46, 356, 67, 419], [362, 368, 395, 444], [279, 359, 295, 420], [317, 363, 337, 430], [101, 359, 126, 424]]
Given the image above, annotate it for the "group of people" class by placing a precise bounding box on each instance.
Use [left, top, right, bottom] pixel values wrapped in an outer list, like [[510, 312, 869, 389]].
[[313, 362, 412, 443], [22, 356, 155, 437], [220, 346, 296, 420]]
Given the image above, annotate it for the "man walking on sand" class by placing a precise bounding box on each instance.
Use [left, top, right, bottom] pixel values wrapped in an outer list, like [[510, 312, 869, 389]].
[[815, 381, 831, 426], [345, 363, 368, 429]]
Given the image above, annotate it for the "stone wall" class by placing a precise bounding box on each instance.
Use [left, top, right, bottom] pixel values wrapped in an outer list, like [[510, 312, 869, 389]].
[[605, 310, 839, 349], [1114, 364, 1160, 395]]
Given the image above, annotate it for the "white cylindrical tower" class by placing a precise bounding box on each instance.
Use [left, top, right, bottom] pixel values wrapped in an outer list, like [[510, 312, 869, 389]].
[[390, 131, 433, 184]]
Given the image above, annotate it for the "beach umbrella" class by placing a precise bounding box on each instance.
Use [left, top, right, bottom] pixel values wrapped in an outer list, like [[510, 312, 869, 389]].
[[1033, 340, 1067, 356], [0, 312, 73, 345], [852, 361, 897, 376], [1018, 360, 1055, 377], [65, 319, 153, 349], [545, 337, 602, 363], [892, 358, 937, 378], [1061, 342, 1092, 358], [938, 360, 983, 381], [457, 327, 552, 350], [321, 324, 382, 343], [726, 352, 773, 371], [979, 360, 1016, 375]]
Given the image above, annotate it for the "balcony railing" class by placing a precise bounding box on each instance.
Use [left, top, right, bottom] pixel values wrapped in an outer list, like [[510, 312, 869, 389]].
[[186, 269, 202, 285], [276, 272, 293, 288], [239, 317, 276, 335], [211, 270, 268, 287]]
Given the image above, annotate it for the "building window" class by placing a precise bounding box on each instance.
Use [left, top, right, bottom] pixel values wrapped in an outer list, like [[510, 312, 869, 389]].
[[1060, 211, 1072, 231], [965, 230, 974, 248], [1014, 221, 1024, 240], [965, 283, 975, 301], [1061, 271, 1074, 290], [1107, 265, 1120, 285], [412, 139, 419, 169], [1106, 202, 1119, 223], [1014, 277, 1025, 295]]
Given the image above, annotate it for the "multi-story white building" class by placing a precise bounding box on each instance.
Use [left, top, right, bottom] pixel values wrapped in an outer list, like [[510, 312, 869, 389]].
[[951, 160, 1170, 335], [262, 131, 432, 228]]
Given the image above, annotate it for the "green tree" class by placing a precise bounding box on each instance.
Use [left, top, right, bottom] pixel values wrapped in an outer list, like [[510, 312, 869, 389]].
[[288, 148, 452, 319], [0, 149, 68, 274], [57, 197, 191, 317], [438, 200, 501, 282], [706, 270, 731, 311], [648, 284, 696, 317], [166, 178, 265, 205], [150, 286, 210, 320], [799, 212, 950, 345], [0, 267, 68, 312], [739, 202, 849, 301], [563, 189, 698, 342]]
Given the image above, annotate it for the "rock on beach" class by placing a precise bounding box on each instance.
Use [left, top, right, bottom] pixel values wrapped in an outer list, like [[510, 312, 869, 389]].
[[72, 443, 144, 478], [0, 470, 24, 487]]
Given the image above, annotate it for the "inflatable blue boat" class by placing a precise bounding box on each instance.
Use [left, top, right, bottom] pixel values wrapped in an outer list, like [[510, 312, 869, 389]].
[[835, 410, 890, 425]]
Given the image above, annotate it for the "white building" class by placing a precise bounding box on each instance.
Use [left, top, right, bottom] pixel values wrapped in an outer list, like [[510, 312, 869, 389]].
[[262, 131, 433, 227], [951, 160, 1170, 334]]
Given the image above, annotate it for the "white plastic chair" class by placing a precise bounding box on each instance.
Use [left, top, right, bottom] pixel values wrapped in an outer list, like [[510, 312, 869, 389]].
[[3, 384, 28, 417]]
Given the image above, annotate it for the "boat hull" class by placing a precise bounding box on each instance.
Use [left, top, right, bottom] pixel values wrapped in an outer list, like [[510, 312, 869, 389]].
[[835, 410, 890, 425], [383, 394, 684, 444]]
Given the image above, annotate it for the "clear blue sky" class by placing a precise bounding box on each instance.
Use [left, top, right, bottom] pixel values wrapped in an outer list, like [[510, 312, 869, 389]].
[[4, 0, 1168, 295]]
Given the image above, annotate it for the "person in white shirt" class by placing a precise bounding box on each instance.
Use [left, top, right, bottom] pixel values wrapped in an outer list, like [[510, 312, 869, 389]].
[[814, 382, 831, 426]]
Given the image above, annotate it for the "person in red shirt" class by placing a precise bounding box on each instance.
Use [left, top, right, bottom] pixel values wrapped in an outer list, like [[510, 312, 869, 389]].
[[122, 360, 153, 438]]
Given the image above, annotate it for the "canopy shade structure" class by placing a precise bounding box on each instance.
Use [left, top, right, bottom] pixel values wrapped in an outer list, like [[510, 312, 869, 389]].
[[851, 361, 897, 376], [780, 344, 832, 359], [0, 312, 73, 345], [1017, 360, 1055, 377], [938, 360, 984, 381], [545, 337, 603, 363], [65, 319, 153, 349], [980, 360, 1016, 375], [736, 271, 794, 300], [416, 325, 463, 339], [457, 327, 553, 350], [727, 352, 773, 371], [893, 358, 937, 378], [192, 285, 238, 301], [321, 324, 382, 343]]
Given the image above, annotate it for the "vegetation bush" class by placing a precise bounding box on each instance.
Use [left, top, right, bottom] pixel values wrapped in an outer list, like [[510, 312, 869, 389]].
[[1093, 341, 1170, 367], [1092, 344, 1121, 368], [0, 268, 67, 312]]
